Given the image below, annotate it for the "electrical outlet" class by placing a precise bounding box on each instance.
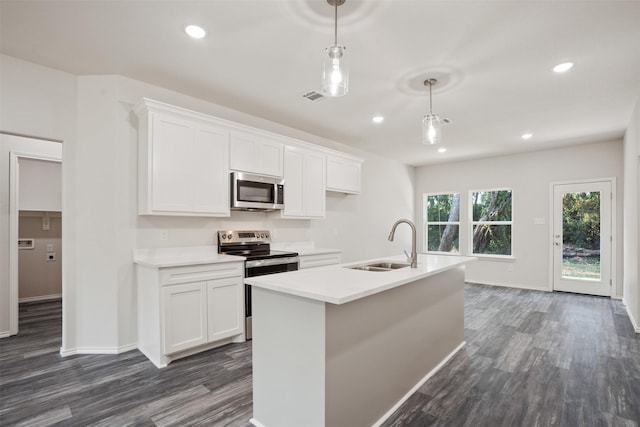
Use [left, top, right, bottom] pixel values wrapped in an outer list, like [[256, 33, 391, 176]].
[[46, 253, 56, 262], [160, 230, 169, 241]]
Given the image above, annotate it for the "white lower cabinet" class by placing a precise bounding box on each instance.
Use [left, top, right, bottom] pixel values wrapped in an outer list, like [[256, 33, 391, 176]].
[[137, 261, 244, 368], [162, 282, 208, 354], [207, 277, 243, 342]]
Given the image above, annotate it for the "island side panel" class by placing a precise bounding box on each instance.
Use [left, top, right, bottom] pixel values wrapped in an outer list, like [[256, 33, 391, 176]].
[[251, 287, 326, 427], [136, 265, 166, 368], [324, 266, 465, 427]]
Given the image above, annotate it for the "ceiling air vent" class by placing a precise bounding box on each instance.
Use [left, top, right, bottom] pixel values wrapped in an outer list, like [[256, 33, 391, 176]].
[[300, 90, 327, 102]]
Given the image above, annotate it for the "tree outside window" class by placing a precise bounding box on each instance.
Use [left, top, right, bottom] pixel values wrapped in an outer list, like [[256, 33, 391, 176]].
[[471, 189, 512, 256], [424, 193, 460, 253]]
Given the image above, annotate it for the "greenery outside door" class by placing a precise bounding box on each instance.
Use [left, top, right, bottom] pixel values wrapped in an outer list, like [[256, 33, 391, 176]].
[[552, 181, 612, 296]]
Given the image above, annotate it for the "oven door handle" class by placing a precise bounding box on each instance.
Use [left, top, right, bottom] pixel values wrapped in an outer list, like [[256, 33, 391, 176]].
[[245, 257, 299, 268]]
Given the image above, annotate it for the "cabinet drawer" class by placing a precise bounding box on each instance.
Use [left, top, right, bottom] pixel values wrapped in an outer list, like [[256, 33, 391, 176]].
[[161, 263, 243, 286]]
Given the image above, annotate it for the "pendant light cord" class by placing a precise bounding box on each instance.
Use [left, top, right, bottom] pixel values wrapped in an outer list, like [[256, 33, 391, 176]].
[[428, 81, 433, 115], [334, 0, 338, 46]]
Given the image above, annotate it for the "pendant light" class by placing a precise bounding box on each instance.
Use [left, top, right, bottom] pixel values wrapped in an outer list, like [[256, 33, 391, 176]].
[[422, 78, 442, 145], [322, 0, 348, 97]]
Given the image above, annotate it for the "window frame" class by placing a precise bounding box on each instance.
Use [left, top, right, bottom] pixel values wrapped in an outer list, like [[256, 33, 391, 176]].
[[423, 191, 461, 255], [469, 187, 514, 259]]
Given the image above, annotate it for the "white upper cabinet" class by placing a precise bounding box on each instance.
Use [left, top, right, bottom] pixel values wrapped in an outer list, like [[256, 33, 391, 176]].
[[326, 153, 362, 194], [135, 98, 363, 220], [230, 130, 284, 177], [282, 146, 326, 219], [135, 99, 230, 217]]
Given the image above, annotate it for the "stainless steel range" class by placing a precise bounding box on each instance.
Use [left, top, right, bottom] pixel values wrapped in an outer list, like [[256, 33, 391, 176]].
[[218, 230, 298, 339]]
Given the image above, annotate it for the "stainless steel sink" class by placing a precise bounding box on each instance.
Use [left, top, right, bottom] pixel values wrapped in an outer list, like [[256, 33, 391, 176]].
[[346, 261, 411, 272], [366, 262, 410, 269]]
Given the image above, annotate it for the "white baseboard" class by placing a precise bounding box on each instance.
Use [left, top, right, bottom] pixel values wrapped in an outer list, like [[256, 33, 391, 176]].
[[467, 279, 550, 292], [59, 342, 138, 357], [622, 299, 640, 333], [372, 341, 466, 427], [249, 418, 267, 427], [0, 331, 11, 339], [19, 294, 62, 303]]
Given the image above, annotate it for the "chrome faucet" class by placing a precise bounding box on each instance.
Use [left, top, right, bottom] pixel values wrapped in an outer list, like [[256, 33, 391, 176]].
[[388, 219, 418, 268]]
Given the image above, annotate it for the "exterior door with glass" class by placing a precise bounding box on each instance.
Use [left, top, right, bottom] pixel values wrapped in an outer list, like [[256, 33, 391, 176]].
[[552, 181, 612, 296]]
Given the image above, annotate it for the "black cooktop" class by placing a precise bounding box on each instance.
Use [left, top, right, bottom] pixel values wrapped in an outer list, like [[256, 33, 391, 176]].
[[222, 248, 298, 261]]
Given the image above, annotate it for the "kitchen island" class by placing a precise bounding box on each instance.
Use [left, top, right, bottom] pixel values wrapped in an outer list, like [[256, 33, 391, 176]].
[[246, 253, 476, 427]]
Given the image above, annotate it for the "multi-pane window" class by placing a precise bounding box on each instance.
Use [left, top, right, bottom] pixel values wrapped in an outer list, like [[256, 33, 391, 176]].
[[424, 193, 460, 253], [471, 189, 513, 256]]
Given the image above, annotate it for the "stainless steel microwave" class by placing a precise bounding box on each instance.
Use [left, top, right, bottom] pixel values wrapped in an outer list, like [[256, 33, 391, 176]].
[[230, 172, 284, 211]]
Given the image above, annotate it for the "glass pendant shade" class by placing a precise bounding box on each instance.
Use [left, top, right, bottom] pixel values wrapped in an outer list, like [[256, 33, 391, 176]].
[[322, 45, 349, 97], [422, 114, 442, 145]]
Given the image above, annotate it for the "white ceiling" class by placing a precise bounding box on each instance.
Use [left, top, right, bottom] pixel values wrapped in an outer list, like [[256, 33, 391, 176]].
[[1, 0, 639, 166]]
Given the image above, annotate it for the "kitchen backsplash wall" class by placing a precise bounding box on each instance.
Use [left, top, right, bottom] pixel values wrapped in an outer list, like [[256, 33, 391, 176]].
[[135, 212, 315, 250]]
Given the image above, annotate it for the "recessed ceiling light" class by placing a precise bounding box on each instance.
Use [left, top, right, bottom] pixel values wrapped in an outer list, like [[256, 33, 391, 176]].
[[553, 62, 573, 73], [521, 133, 533, 140], [437, 147, 447, 153], [184, 25, 206, 39], [372, 116, 384, 124]]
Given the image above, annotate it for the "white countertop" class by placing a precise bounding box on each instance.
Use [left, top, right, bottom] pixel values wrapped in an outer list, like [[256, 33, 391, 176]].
[[296, 248, 343, 256], [271, 242, 342, 256], [245, 254, 476, 305], [133, 246, 245, 268]]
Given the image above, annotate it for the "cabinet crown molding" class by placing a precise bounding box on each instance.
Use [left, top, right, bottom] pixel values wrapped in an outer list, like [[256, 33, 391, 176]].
[[134, 98, 363, 163]]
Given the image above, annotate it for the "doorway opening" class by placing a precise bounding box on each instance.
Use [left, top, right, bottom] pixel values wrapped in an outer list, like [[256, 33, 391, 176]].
[[8, 148, 62, 339]]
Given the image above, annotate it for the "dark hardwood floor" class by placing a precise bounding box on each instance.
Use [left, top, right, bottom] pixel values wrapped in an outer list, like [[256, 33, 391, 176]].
[[1, 284, 638, 426]]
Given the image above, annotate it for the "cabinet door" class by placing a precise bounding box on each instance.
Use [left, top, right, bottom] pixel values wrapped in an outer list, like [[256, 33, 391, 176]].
[[229, 131, 256, 173], [229, 131, 284, 177], [152, 113, 195, 212], [257, 139, 284, 177], [326, 155, 362, 194], [193, 124, 230, 215], [304, 150, 326, 218], [283, 146, 326, 219], [207, 277, 243, 342], [162, 282, 207, 354], [283, 147, 306, 217]]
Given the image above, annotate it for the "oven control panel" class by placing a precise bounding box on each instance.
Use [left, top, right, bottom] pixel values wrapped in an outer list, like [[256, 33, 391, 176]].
[[218, 230, 271, 244]]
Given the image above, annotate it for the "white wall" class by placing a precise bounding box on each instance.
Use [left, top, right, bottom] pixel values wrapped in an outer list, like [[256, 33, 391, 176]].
[[623, 96, 640, 331], [415, 140, 624, 295], [1, 54, 73, 337]]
